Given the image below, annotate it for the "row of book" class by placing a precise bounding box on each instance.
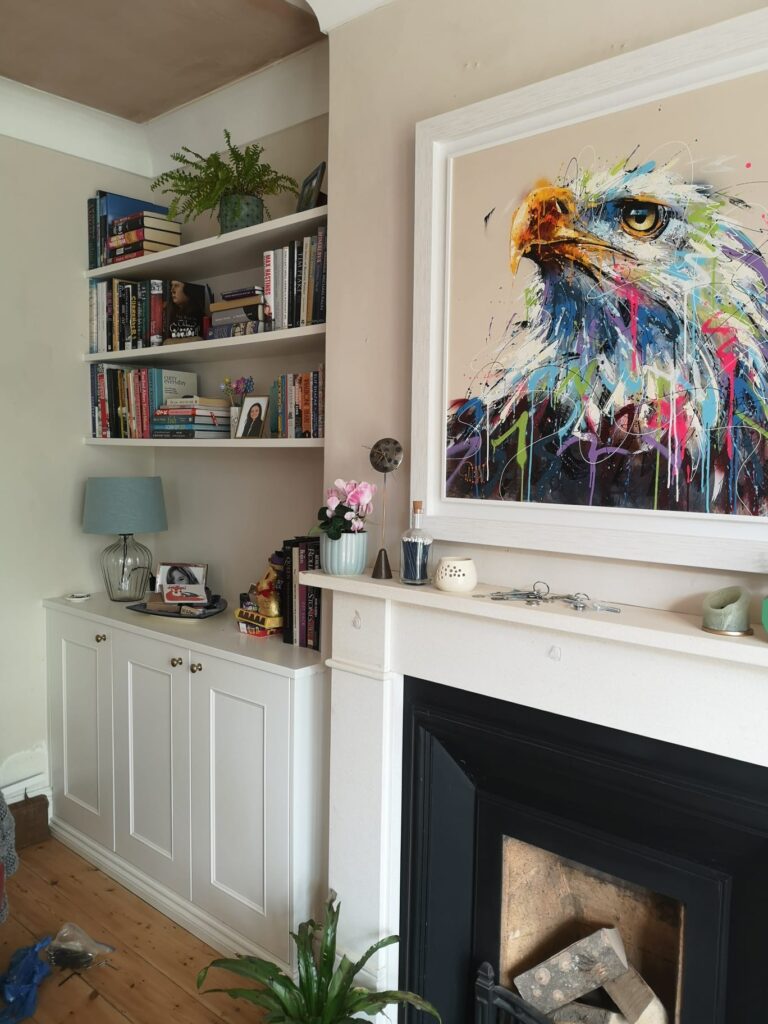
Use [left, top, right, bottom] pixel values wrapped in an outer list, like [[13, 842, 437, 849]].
[[90, 367, 198, 439], [269, 370, 325, 439], [282, 536, 321, 649], [263, 226, 327, 331], [89, 278, 208, 353], [87, 191, 178, 269]]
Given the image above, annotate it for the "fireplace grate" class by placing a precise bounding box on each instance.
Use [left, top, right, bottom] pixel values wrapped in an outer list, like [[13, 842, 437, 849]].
[[474, 963, 550, 1024]]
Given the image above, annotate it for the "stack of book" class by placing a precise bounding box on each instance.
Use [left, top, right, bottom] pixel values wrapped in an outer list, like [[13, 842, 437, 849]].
[[89, 279, 207, 353], [263, 225, 326, 330], [281, 536, 321, 650], [208, 287, 268, 339], [151, 396, 231, 439], [270, 369, 325, 438], [87, 191, 176, 269], [106, 212, 181, 265], [90, 367, 198, 439]]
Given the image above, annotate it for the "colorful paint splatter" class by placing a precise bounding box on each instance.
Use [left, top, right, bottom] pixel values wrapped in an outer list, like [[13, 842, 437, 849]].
[[446, 153, 768, 514]]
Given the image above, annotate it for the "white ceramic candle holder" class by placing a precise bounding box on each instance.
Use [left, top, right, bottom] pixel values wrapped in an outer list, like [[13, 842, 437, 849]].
[[433, 557, 478, 593]]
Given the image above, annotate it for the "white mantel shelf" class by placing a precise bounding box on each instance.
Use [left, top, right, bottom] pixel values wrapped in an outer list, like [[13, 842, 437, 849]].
[[300, 571, 768, 669]]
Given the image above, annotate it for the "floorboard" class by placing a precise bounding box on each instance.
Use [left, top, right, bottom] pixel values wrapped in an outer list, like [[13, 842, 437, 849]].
[[2, 839, 263, 1024]]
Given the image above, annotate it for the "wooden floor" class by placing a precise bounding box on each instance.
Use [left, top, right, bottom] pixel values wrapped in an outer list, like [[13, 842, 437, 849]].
[[3, 838, 262, 1023]]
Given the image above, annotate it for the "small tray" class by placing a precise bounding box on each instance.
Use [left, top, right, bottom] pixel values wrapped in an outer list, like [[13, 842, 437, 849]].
[[128, 596, 228, 619]]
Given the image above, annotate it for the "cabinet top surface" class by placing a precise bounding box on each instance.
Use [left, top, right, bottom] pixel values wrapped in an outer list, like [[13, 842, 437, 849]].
[[44, 593, 324, 676]]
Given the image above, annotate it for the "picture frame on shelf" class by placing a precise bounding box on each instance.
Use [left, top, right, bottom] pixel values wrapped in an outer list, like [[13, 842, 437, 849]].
[[236, 396, 270, 439], [296, 162, 326, 213], [155, 562, 208, 589], [411, 10, 768, 573]]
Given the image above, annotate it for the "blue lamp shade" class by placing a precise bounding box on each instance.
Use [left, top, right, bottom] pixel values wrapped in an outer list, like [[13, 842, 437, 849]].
[[83, 477, 167, 536], [83, 477, 168, 602]]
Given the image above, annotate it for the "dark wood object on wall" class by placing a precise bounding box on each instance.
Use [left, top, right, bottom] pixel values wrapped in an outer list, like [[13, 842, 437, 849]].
[[10, 793, 50, 849]]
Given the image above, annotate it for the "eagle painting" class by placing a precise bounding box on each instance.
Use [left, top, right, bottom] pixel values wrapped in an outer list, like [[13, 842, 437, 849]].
[[446, 154, 768, 515]]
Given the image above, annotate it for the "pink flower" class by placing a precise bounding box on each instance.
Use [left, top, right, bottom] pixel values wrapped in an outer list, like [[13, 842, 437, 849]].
[[347, 481, 376, 508], [343, 510, 355, 520], [326, 494, 340, 511], [350, 517, 364, 532]]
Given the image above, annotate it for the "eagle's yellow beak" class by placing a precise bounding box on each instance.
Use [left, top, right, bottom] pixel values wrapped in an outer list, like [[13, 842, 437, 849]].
[[509, 182, 588, 276]]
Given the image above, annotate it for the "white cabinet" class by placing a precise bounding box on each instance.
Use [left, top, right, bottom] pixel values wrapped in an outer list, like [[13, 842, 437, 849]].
[[190, 655, 291, 960], [112, 630, 191, 898], [45, 596, 328, 968], [46, 611, 114, 850]]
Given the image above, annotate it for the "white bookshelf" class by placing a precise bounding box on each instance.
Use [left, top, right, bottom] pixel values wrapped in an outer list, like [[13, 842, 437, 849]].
[[85, 206, 328, 281], [85, 205, 327, 446], [84, 437, 324, 448]]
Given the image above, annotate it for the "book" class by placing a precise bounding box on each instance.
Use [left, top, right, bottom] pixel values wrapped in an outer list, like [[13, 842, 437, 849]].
[[108, 228, 182, 249], [96, 191, 168, 266], [263, 250, 274, 323], [211, 308, 265, 327], [107, 240, 177, 260], [148, 367, 199, 420], [300, 235, 312, 326], [220, 286, 263, 301], [166, 281, 207, 339], [109, 212, 180, 235], [209, 295, 263, 313], [164, 395, 229, 408]]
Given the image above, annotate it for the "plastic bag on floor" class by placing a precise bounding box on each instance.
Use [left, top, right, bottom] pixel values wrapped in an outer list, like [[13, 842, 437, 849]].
[[0, 936, 52, 1024], [47, 923, 114, 972]]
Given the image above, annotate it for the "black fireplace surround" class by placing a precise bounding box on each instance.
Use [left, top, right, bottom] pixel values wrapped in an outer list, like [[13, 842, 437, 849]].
[[398, 676, 768, 1023]]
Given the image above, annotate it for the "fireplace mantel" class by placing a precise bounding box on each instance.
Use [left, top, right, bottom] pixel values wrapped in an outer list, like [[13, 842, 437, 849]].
[[302, 570, 768, 1000]]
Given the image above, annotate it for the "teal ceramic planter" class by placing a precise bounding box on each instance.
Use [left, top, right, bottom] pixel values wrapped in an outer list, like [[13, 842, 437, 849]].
[[218, 194, 264, 233], [320, 532, 368, 576]]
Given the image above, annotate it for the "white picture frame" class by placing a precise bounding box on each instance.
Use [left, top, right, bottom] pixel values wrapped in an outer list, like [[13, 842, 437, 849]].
[[411, 10, 768, 572]]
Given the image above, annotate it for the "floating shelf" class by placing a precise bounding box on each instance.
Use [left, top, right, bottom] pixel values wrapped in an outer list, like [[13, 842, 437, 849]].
[[83, 324, 325, 366], [84, 437, 324, 448], [85, 206, 328, 282]]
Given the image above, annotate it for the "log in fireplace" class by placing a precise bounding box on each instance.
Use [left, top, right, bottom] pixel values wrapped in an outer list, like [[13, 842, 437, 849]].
[[399, 676, 768, 1022]]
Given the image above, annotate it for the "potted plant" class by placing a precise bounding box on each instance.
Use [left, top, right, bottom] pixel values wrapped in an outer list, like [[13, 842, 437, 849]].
[[151, 129, 298, 233], [197, 893, 441, 1022], [317, 479, 377, 576]]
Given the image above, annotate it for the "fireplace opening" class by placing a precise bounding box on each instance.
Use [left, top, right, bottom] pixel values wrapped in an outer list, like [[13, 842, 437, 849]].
[[400, 676, 768, 1024], [500, 838, 684, 1021]]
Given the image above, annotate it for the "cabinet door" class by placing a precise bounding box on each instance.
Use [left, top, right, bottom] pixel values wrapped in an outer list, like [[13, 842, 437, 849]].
[[47, 612, 114, 848], [112, 630, 190, 897], [190, 654, 291, 959]]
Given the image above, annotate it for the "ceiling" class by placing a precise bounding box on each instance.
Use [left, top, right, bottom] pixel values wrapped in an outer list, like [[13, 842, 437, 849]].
[[0, 0, 324, 123]]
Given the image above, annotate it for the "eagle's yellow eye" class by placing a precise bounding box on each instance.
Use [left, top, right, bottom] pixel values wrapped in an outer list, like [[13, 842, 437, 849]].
[[619, 200, 668, 239]]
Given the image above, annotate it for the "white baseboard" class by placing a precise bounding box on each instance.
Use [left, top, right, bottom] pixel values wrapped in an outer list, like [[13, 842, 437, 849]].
[[2, 772, 52, 808], [49, 819, 292, 975]]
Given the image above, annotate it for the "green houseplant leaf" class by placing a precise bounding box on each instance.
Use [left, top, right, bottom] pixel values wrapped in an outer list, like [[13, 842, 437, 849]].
[[151, 129, 298, 223], [197, 894, 441, 1023]]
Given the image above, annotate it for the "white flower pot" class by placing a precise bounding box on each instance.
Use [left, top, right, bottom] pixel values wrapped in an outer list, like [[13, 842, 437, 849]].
[[433, 556, 478, 593], [320, 532, 368, 576]]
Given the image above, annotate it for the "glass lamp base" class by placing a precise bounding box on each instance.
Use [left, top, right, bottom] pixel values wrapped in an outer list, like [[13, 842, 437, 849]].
[[101, 534, 152, 602]]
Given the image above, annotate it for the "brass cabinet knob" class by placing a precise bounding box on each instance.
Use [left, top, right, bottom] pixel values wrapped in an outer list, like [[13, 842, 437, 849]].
[[170, 657, 183, 667], [95, 634, 107, 643], [190, 662, 203, 673]]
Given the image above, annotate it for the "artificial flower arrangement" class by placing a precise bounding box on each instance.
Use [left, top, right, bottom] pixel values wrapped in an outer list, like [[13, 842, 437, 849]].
[[318, 479, 377, 539], [221, 375, 255, 406]]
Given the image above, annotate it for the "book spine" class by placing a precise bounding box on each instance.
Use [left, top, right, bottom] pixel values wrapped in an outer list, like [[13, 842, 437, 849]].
[[318, 365, 325, 438], [110, 213, 180, 234], [319, 227, 327, 322], [97, 190, 107, 267], [111, 280, 120, 352], [313, 225, 326, 323], [300, 236, 311, 327], [90, 364, 98, 437], [298, 542, 308, 648], [88, 281, 98, 353], [282, 542, 293, 645], [118, 282, 127, 350], [106, 250, 148, 265], [281, 245, 290, 329], [263, 250, 274, 323], [149, 280, 164, 344], [273, 251, 282, 330], [311, 370, 319, 438], [292, 543, 301, 646], [140, 368, 150, 438], [302, 373, 312, 439], [148, 367, 158, 420], [87, 197, 99, 270], [96, 364, 108, 437], [293, 239, 303, 329], [307, 235, 317, 325]]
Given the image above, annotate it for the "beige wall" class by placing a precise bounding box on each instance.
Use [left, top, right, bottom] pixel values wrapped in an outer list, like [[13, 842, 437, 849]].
[[0, 136, 153, 789], [325, 0, 768, 612]]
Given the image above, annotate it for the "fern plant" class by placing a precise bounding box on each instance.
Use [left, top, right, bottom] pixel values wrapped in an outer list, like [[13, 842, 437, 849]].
[[197, 894, 441, 1022], [151, 129, 298, 222]]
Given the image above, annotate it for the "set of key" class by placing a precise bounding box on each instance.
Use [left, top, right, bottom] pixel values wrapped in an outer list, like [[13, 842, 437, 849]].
[[474, 580, 620, 613]]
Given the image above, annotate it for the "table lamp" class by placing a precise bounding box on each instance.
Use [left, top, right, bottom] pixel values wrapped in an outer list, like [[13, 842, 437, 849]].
[[83, 477, 167, 601]]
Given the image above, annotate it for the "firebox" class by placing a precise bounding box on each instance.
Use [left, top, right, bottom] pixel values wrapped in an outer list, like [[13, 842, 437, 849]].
[[399, 676, 768, 1022]]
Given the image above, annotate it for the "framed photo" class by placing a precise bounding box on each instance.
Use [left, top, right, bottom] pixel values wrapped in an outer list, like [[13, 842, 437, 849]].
[[156, 562, 208, 589], [236, 396, 270, 439], [296, 162, 326, 212], [411, 11, 768, 572]]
